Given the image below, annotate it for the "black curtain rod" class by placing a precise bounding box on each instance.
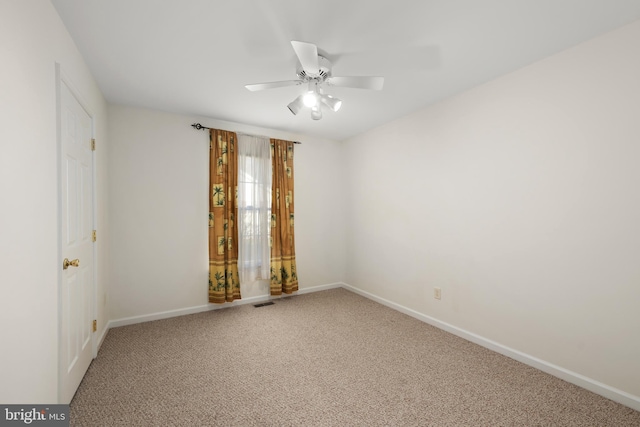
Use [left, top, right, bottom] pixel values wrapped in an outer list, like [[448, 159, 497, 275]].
[[191, 123, 301, 144]]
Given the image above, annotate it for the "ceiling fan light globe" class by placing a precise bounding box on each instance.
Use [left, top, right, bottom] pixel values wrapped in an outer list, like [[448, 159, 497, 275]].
[[321, 95, 342, 112], [303, 91, 318, 107], [287, 95, 305, 115], [311, 105, 322, 120]]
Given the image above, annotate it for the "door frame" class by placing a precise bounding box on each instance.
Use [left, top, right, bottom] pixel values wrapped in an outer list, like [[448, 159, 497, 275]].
[[55, 62, 98, 403]]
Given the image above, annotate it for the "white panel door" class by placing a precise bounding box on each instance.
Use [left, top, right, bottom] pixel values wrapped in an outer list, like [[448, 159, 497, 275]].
[[59, 81, 94, 404]]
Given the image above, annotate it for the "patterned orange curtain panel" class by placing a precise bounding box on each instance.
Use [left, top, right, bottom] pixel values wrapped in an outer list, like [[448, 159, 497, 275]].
[[270, 139, 298, 295], [209, 129, 240, 303]]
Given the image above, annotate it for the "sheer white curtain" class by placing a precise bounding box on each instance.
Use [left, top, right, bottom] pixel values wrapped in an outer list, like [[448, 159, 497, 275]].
[[237, 134, 272, 283]]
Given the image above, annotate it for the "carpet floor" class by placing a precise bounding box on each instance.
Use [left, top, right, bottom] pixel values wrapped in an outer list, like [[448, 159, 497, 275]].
[[70, 288, 640, 426]]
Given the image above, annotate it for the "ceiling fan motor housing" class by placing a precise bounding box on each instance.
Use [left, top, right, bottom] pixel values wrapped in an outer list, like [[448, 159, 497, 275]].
[[296, 55, 332, 82]]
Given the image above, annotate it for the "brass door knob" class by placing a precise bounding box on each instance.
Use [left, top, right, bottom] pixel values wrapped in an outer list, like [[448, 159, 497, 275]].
[[63, 258, 80, 270]]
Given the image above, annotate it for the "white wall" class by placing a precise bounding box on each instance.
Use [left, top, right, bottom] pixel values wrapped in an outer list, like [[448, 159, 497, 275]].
[[107, 105, 346, 321], [0, 1, 108, 403], [344, 20, 640, 400]]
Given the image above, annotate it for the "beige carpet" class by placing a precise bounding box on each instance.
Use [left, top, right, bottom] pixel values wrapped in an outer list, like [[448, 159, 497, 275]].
[[71, 288, 640, 426]]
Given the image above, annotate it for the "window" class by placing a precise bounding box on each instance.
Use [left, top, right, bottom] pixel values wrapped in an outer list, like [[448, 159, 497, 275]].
[[237, 135, 271, 283]]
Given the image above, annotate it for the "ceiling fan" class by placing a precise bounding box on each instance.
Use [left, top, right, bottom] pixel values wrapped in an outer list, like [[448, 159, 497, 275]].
[[245, 41, 384, 120]]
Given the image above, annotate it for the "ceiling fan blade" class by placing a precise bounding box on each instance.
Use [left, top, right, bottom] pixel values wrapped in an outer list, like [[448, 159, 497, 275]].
[[325, 76, 384, 90], [291, 41, 320, 76], [245, 80, 301, 91]]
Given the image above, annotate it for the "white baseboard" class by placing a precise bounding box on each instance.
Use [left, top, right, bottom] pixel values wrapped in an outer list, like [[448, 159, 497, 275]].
[[340, 282, 640, 412], [296, 282, 343, 294], [96, 324, 109, 351], [109, 295, 265, 328], [107, 282, 343, 329]]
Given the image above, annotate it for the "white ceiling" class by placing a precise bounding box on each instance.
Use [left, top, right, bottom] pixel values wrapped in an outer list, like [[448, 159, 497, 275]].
[[51, 0, 640, 141]]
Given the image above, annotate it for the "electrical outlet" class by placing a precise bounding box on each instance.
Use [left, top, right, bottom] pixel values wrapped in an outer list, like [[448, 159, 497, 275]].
[[434, 287, 441, 300]]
